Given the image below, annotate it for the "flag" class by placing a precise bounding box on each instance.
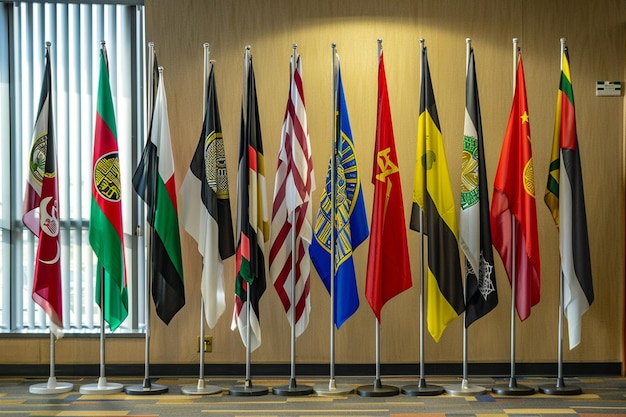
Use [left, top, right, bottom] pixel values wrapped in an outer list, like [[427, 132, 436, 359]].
[[133, 67, 185, 324], [544, 47, 593, 349], [231, 53, 269, 351], [460, 47, 498, 327], [22, 46, 63, 335], [180, 63, 235, 329], [269, 52, 315, 337], [310, 58, 369, 329], [410, 46, 464, 342], [490, 51, 540, 321], [365, 50, 412, 322], [133, 53, 159, 224], [89, 46, 128, 331]]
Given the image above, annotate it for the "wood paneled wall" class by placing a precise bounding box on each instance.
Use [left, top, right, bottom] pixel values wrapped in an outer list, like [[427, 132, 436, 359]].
[[3, 0, 625, 368]]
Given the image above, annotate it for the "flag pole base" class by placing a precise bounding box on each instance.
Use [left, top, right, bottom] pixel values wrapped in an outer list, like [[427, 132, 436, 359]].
[[181, 379, 222, 395], [272, 378, 313, 396], [539, 379, 582, 396], [124, 378, 168, 395], [357, 379, 399, 397], [492, 378, 535, 396], [29, 377, 73, 394], [79, 377, 123, 395], [401, 378, 444, 396], [444, 379, 487, 396], [229, 380, 268, 396], [314, 378, 353, 396]]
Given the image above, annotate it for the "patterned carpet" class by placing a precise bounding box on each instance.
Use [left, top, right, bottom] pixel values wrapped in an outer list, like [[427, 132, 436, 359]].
[[2, 375, 626, 416]]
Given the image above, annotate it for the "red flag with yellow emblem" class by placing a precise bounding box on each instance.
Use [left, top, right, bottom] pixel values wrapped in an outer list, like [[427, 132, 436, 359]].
[[490, 51, 541, 321], [365, 50, 412, 321]]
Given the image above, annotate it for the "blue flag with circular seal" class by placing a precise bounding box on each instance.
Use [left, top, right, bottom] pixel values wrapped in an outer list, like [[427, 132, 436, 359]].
[[310, 62, 369, 329]]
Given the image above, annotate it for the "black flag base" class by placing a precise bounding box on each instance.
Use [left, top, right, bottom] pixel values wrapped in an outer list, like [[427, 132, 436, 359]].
[[539, 378, 582, 395], [125, 378, 168, 395], [401, 378, 444, 396], [30, 377, 73, 394], [272, 378, 313, 396], [229, 379, 268, 396], [357, 378, 399, 397], [444, 379, 487, 396], [492, 377, 535, 396]]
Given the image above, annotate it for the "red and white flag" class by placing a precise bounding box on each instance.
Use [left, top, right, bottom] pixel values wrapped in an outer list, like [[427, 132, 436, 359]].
[[269, 51, 315, 337], [23, 47, 63, 336]]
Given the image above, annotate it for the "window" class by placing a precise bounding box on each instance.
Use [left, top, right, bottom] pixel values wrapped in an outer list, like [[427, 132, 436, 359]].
[[0, 1, 147, 333]]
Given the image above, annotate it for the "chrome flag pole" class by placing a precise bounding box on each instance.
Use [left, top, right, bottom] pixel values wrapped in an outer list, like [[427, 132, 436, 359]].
[[402, 38, 444, 398], [181, 42, 222, 396], [314, 43, 352, 396]]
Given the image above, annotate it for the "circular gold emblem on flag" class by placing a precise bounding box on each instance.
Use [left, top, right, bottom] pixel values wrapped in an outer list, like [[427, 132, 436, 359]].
[[460, 135, 479, 210], [93, 152, 122, 202], [523, 159, 535, 197], [205, 131, 230, 200], [29, 133, 48, 186]]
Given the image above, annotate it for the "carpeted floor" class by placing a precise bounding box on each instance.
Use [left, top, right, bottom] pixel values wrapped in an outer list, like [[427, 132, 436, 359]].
[[2, 375, 626, 416]]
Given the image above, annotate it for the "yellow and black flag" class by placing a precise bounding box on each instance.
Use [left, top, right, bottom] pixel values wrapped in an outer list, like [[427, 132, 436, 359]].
[[410, 44, 464, 343]]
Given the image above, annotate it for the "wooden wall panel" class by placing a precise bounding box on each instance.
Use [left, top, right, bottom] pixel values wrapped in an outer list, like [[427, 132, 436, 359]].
[[2, 0, 624, 369]]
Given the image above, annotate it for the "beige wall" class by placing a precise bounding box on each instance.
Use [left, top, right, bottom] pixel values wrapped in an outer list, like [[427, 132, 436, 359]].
[[3, 0, 625, 368]]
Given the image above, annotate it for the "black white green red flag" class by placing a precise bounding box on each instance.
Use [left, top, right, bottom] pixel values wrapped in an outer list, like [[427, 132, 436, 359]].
[[232, 52, 269, 351], [133, 66, 185, 325]]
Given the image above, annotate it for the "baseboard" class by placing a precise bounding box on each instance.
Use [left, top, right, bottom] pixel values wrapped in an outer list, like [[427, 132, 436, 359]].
[[0, 362, 620, 378]]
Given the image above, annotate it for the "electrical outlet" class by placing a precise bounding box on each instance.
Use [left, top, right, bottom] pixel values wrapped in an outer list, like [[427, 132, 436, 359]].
[[197, 336, 212, 353]]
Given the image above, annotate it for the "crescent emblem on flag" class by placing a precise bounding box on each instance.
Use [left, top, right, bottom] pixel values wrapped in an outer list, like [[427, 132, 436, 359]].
[[40, 242, 61, 265]]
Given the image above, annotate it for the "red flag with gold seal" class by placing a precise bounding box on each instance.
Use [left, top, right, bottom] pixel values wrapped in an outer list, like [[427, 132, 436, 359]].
[[490, 51, 541, 321]]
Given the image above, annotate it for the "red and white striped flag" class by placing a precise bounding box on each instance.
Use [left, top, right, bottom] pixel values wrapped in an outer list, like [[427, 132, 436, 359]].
[[269, 52, 315, 337]]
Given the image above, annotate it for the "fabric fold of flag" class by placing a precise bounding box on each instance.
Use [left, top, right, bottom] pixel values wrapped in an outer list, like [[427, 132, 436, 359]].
[[410, 45, 464, 343], [231, 53, 269, 352], [133, 66, 185, 325], [269, 52, 315, 338], [460, 47, 498, 327], [23, 47, 63, 336], [365, 50, 412, 322], [89, 46, 128, 331], [181, 63, 235, 329], [544, 47, 593, 349], [490, 51, 540, 322], [310, 58, 369, 329]]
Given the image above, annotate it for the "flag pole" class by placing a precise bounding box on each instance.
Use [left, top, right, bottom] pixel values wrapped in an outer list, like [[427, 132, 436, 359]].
[[230, 45, 268, 397], [356, 38, 399, 398], [80, 41, 124, 395], [126, 41, 168, 396], [181, 42, 222, 396], [445, 38, 486, 397], [402, 38, 444, 397], [492, 38, 535, 396], [29, 41, 73, 395], [314, 43, 352, 396], [272, 43, 314, 398], [538, 38, 582, 396], [80, 267, 124, 394]]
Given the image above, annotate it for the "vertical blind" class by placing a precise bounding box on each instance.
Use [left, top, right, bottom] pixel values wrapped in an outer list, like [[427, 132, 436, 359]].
[[0, 1, 146, 333]]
